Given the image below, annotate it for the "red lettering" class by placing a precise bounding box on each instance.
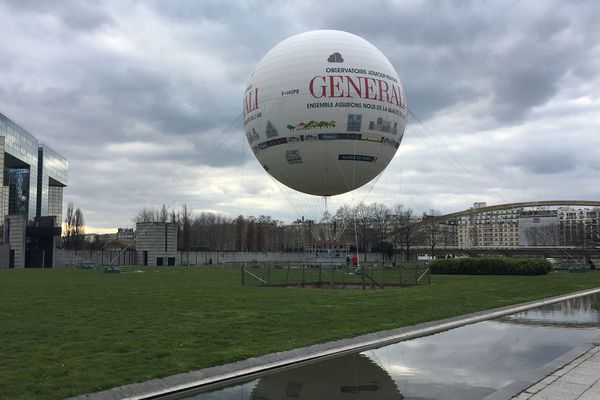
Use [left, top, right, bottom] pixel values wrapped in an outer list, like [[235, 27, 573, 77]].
[[346, 76, 362, 98], [244, 88, 259, 115], [377, 79, 389, 102], [363, 77, 377, 100], [389, 85, 399, 107], [329, 75, 346, 98], [307, 75, 405, 108], [399, 85, 405, 108], [390, 85, 406, 108], [309, 76, 327, 98]]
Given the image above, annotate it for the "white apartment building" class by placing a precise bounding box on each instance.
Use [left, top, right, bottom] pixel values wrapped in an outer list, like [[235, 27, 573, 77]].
[[458, 202, 520, 249], [457, 203, 600, 249]]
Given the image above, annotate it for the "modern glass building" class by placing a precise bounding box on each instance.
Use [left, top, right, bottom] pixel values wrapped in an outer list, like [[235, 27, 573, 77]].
[[37, 144, 68, 224], [0, 112, 68, 268]]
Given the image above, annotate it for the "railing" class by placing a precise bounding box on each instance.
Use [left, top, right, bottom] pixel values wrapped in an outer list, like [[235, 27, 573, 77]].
[[241, 262, 430, 289]]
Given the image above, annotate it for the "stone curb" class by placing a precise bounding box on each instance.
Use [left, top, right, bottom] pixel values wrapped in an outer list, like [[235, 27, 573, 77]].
[[509, 344, 600, 399]]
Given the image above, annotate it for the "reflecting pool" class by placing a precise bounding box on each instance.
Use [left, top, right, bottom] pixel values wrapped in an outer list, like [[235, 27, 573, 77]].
[[183, 293, 600, 400]]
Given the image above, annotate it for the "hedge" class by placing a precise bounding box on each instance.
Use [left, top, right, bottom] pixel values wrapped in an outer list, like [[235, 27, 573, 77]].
[[429, 257, 552, 276]]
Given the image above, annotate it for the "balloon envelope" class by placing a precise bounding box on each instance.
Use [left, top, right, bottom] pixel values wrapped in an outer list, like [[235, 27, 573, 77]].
[[244, 30, 406, 196]]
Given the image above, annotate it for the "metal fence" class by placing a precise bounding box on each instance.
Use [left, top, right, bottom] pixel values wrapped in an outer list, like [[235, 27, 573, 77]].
[[241, 262, 431, 289]]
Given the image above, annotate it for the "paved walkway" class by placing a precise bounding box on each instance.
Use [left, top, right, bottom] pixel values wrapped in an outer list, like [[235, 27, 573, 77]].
[[512, 344, 600, 400]]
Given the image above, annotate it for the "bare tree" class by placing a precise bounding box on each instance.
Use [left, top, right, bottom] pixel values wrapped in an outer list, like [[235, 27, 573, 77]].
[[63, 202, 85, 250], [187, 212, 236, 251], [219, 218, 228, 250], [353, 202, 375, 261], [169, 209, 178, 225], [63, 202, 74, 248], [392, 206, 418, 262], [159, 204, 169, 223], [132, 206, 249, 252], [389, 205, 407, 263], [371, 203, 393, 261], [133, 207, 159, 223], [246, 216, 257, 251], [180, 204, 192, 251], [255, 216, 267, 251], [332, 204, 353, 242], [423, 209, 442, 258], [234, 215, 246, 250], [74, 208, 85, 243]]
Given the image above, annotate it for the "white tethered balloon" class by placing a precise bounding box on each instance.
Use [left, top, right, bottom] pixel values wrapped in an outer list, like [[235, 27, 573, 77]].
[[244, 30, 406, 196]]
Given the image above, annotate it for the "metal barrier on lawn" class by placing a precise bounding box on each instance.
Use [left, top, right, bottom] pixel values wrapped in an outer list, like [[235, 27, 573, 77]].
[[241, 262, 431, 289]]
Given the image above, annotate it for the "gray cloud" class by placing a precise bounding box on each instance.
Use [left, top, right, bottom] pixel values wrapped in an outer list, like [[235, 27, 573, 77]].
[[4, 0, 113, 31], [514, 150, 577, 175], [311, 1, 600, 124], [0, 0, 599, 229]]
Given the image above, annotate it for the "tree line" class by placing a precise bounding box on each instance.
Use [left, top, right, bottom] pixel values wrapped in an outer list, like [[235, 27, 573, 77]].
[[130, 202, 448, 261], [62, 201, 600, 253], [60, 200, 451, 258]]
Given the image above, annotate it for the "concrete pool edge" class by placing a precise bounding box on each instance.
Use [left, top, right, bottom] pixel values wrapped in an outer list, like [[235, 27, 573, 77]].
[[484, 343, 600, 400], [509, 344, 600, 399], [68, 287, 600, 400]]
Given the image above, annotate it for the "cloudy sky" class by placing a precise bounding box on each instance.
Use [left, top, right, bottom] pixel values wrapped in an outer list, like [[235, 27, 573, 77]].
[[1, 0, 599, 232]]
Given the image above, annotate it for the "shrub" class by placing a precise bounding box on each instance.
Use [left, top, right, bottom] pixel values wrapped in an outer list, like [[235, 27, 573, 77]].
[[429, 257, 552, 276]]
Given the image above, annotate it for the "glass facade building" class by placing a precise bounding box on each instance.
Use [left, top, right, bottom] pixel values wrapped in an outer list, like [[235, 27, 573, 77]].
[[5, 168, 30, 216], [0, 112, 39, 221], [0, 112, 68, 268], [37, 144, 68, 225]]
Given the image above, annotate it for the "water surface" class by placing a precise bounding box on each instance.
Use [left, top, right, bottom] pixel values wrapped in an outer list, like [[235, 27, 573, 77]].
[[184, 293, 600, 399]]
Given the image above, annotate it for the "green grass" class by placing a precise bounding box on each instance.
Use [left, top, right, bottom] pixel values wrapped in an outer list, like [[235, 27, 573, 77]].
[[1, 266, 599, 399]]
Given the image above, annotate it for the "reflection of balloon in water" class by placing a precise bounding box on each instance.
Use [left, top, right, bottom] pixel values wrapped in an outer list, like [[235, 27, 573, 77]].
[[244, 30, 406, 196], [250, 353, 404, 399]]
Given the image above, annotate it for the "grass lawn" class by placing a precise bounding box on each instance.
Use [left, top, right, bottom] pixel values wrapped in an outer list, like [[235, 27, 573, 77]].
[[1, 266, 599, 399]]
